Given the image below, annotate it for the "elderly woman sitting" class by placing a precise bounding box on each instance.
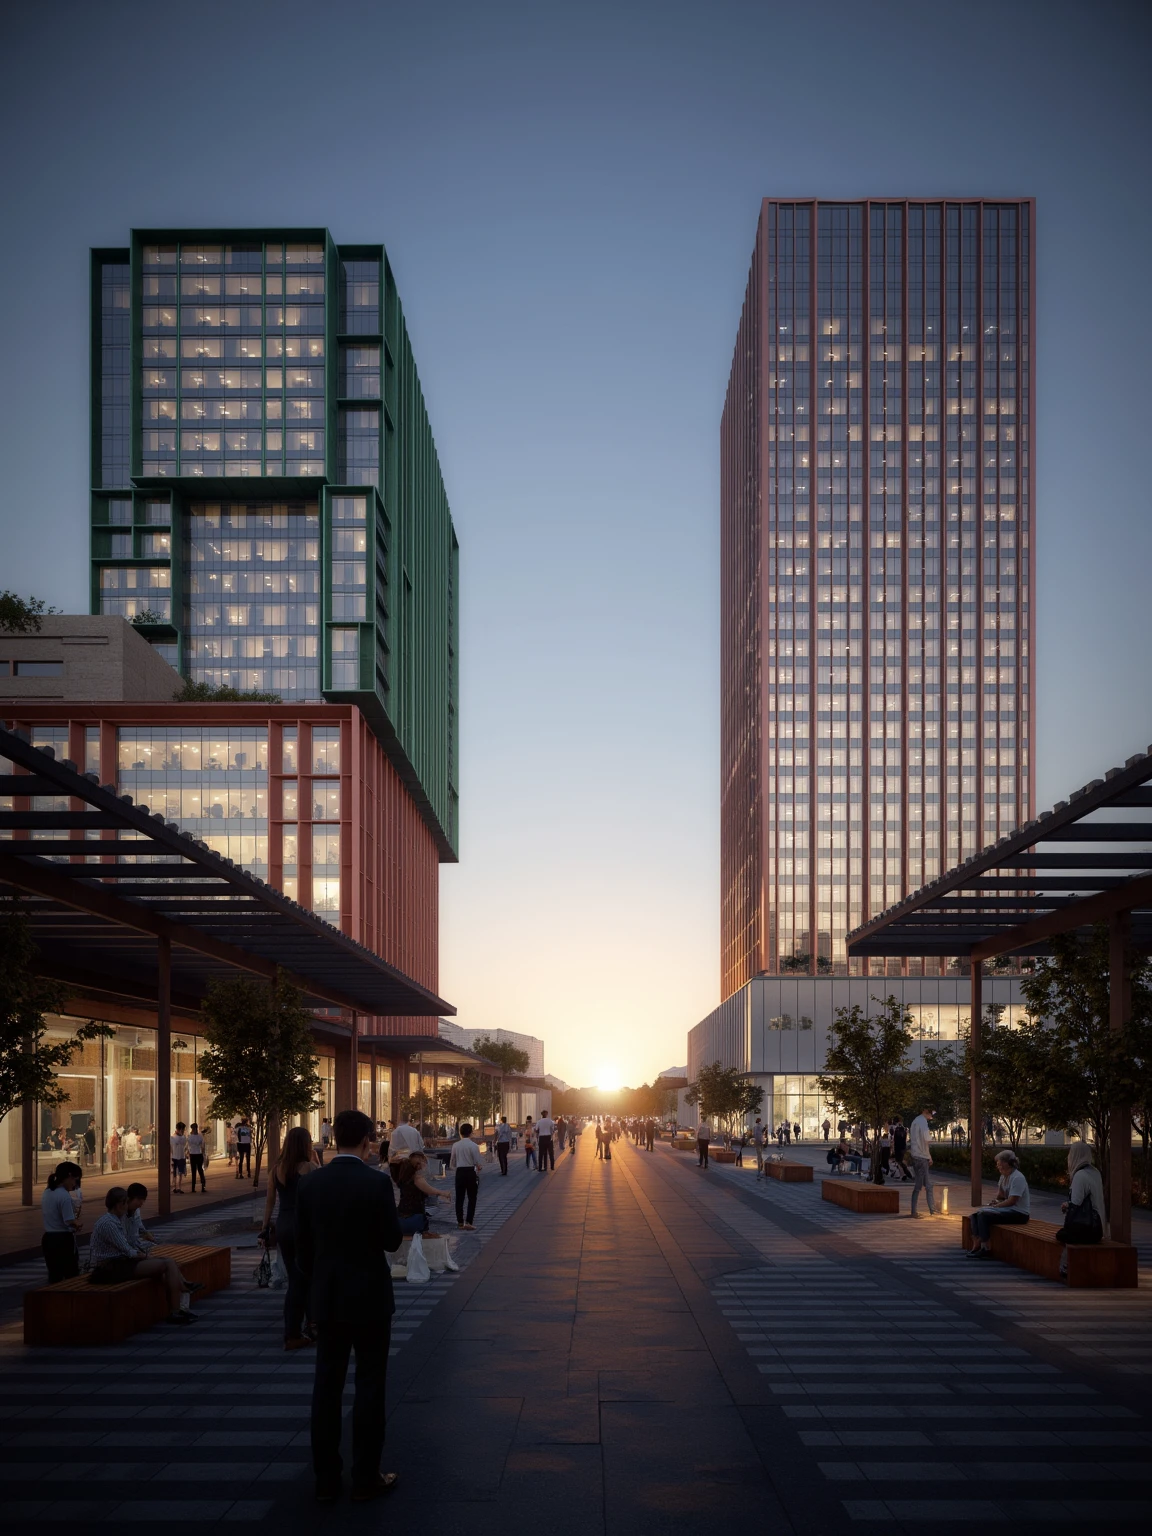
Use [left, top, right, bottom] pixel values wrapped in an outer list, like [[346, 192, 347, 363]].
[[1055, 1143, 1105, 1247], [967, 1148, 1030, 1256]]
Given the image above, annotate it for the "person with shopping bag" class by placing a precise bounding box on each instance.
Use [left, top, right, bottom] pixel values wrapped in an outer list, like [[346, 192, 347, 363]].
[[296, 1110, 402, 1504]]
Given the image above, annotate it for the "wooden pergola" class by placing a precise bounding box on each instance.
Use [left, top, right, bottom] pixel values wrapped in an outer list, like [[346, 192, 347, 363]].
[[847, 745, 1152, 1244]]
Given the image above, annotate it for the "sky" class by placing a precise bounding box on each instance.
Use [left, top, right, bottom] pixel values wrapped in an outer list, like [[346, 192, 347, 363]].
[[1, 1, 1150, 1090]]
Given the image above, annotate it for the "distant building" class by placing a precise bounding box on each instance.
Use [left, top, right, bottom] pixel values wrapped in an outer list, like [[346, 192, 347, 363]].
[[438, 1021, 544, 1079], [0, 615, 181, 703]]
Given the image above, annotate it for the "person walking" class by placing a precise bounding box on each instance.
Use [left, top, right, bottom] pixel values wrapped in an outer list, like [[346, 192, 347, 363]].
[[226, 1121, 237, 1167], [449, 1122, 484, 1229], [41, 1162, 83, 1283], [261, 1126, 317, 1351], [822, 1117, 831, 1142], [594, 1120, 605, 1160], [891, 1116, 910, 1180], [750, 1117, 766, 1178], [793, 1121, 801, 1143], [556, 1116, 568, 1153], [536, 1111, 556, 1172], [296, 1109, 402, 1504], [317, 1117, 332, 1166], [570, 1118, 580, 1155], [187, 1122, 207, 1192], [909, 1105, 936, 1217], [234, 1117, 252, 1180], [696, 1119, 712, 1168], [645, 1117, 655, 1152], [523, 1116, 537, 1171], [494, 1116, 512, 1175]]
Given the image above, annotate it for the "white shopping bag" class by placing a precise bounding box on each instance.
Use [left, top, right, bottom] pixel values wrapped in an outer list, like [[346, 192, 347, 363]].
[[421, 1234, 448, 1272], [406, 1232, 430, 1285]]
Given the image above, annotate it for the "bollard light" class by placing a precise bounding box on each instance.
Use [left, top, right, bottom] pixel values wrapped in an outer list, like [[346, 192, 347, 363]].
[[939, 1185, 949, 1214]]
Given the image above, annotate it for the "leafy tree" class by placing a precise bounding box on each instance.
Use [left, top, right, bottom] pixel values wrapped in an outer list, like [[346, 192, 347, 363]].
[[0, 903, 112, 1122], [817, 995, 913, 1183], [435, 1075, 476, 1131], [172, 679, 283, 704], [685, 1060, 764, 1140], [968, 1006, 1052, 1151], [130, 608, 166, 626], [0, 592, 58, 634], [896, 1039, 969, 1137], [470, 1035, 530, 1075], [780, 952, 831, 974], [197, 971, 322, 1186], [1019, 926, 1151, 1208]]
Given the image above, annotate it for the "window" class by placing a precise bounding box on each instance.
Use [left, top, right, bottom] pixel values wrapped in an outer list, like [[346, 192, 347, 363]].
[[340, 346, 380, 399], [330, 628, 359, 690], [1, 659, 64, 677], [311, 728, 340, 774], [312, 781, 340, 819], [281, 727, 298, 773], [338, 408, 379, 487]]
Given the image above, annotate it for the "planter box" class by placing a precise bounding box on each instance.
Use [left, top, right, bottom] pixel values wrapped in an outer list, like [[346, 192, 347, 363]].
[[764, 1160, 813, 1182], [821, 1179, 899, 1214], [711, 1149, 737, 1164], [670, 1136, 697, 1151]]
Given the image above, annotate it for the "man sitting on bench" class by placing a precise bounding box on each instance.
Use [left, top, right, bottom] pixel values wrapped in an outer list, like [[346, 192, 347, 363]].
[[967, 1149, 1030, 1258], [827, 1137, 862, 1174], [88, 1187, 203, 1325]]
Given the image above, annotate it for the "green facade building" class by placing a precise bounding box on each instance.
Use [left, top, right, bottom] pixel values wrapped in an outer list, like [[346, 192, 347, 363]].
[[89, 230, 458, 857]]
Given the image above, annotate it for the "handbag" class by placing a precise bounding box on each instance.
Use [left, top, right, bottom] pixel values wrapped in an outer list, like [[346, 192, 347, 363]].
[[1064, 1187, 1103, 1240]]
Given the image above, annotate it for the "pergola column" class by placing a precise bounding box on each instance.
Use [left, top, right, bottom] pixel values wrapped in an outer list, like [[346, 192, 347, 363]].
[[969, 957, 983, 1208], [1109, 914, 1132, 1245], [157, 936, 172, 1219]]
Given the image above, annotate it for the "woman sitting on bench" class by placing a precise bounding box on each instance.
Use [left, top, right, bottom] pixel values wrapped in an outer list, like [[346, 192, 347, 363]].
[[1055, 1143, 1105, 1247], [88, 1187, 203, 1326], [827, 1138, 862, 1175], [967, 1149, 1030, 1257]]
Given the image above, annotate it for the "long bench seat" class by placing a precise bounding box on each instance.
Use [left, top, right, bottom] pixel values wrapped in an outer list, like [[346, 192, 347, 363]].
[[959, 1215, 1137, 1288], [821, 1178, 899, 1214], [24, 1243, 231, 1346], [764, 1159, 813, 1182]]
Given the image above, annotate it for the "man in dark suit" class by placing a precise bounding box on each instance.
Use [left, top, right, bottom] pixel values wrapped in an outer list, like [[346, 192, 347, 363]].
[[296, 1107, 403, 1502]]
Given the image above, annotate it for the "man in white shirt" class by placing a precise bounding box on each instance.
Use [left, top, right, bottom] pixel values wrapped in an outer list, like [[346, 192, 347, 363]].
[[170, 1122, 188, 1195], [494, 1116, 512, 1176], [909, 1106, 936, 1217], [696, 1120, 713, 1169], [388, 1114, 425, 1169], [448, 1123, 483, 1228], [535, 1113, 556, 1172]]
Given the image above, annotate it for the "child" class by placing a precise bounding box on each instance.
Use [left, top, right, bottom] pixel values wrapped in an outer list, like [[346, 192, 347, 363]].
[[170, 1121, 188, 1195], [123, 1183, 156, 1253]]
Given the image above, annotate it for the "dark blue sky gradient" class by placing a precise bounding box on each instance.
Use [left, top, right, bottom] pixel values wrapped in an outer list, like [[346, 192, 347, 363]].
[[1, 1, 1149, 1084]]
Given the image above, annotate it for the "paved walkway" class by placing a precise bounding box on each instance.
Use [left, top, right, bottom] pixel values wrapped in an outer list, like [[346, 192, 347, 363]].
[[2, 1138, 1150, 1532]]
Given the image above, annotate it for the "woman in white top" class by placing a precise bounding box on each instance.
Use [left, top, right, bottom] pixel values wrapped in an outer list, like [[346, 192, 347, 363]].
[[1056, 1142, 1106, 1246], [41, 1162, 84, 1283], [967, 1148, 1030, 1256]]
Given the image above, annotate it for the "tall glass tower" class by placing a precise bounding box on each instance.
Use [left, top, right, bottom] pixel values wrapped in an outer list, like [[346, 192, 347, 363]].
[[90, 229, 458, 857], [720, 199, 1035, 995]]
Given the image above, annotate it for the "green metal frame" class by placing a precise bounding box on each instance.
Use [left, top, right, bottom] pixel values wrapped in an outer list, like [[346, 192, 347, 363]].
[[89, 228, 459, 858]]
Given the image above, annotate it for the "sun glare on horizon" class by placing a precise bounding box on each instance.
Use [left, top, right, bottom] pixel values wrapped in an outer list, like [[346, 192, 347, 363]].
[[597, 1065, 621, 1093]]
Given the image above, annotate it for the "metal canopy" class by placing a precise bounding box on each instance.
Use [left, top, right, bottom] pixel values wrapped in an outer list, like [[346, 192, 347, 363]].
[[0, 726, 453, 1018], [358, 1036, 501, 1072], [846, 745, 1152, 961]]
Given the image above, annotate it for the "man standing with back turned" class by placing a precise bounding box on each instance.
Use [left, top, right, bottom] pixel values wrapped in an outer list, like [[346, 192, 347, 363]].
[[296, 1109, 402, 1503]]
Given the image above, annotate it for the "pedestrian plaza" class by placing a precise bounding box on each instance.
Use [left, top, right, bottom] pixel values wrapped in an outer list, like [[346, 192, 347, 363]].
[[2, 1137, 1151, 1533]]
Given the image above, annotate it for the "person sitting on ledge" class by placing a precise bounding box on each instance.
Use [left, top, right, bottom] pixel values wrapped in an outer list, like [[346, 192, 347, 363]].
[[1054, 1143, 1105, 1255], [394, 1151, 451, 1234], [828, 1136, 862, 1174], [967, 1149, 1030, 1257], [88, 1187, 203, 1324], [123, 1184, 157, 1254]]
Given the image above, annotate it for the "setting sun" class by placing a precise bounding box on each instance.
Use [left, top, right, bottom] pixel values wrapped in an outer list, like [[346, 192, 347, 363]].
[[597, 1065, 621, 1093]]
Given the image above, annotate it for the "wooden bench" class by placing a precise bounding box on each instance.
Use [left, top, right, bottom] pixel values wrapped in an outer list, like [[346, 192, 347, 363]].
[[764, 1159, 813, 1182], [711, 1149, 738, 1164], [959, 1216, 1137, 1289], [24, 1243, 231, 1347], [822, 1179, 899, 1214], [670, 1136, 698, 1151]]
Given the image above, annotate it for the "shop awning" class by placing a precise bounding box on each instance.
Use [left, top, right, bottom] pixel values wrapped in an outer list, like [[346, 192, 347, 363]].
[[0, 725, 454, 1018]]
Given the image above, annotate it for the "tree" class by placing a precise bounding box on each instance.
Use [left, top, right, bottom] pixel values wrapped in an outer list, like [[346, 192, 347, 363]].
[[817, 995, 913, 1184], [197, 971, 322, 1186], [435, 1075, 475, 1132], [0, 902, 112, 1122], [0, 592, 57, 634], [685, 1060, 764, 1141], [130, 608, 166, 626], [968, 1006, 1051, 1151], [780, 952, 831, 974], [1019, 926, 1151, 1210], [173, 679, 283, 704], [470, 1035, 530, 1075]]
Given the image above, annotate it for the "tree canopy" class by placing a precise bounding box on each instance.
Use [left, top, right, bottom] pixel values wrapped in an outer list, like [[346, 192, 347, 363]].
[[172, 679, 283, 704], [469, 1035, 530, 1075], [197, 971, 322, 1185], [685, 1060, 764, 1138], [818, 995, 913, 1183], [0, 592, 56, 634], [0, 902, 111, 1122]]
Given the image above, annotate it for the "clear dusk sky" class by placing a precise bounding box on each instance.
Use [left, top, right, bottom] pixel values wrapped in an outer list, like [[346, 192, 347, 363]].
[[1, 2, 1150, 1090]]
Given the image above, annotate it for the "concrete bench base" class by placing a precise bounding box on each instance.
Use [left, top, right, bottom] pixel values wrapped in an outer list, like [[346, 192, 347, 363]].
[[822, 1178, 899, 1214], [764, 1160, 813, 1182], [24, 1243, 231, 1346], [960, 1216, 1137, 1288]]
